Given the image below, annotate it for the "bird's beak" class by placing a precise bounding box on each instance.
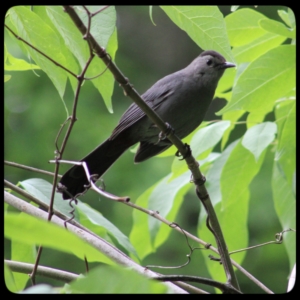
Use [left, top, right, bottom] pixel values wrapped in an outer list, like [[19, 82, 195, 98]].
[[222, 61, 236, 69]]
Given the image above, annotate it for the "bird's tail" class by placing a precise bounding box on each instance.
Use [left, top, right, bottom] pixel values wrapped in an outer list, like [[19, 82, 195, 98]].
[[59, 137, 132, 199]]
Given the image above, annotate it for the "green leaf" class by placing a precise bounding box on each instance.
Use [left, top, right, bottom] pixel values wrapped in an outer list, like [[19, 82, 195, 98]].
[[278, 8, 295, 29], [259, 19, 295, 39], [33, 5, 80, 94], [20, 178, 79, 220], [11, 240, 36, 291], [170, 121, 230, 181], [5, 212, 114, 264], [160, 6, 234, 62], [203, 141, 264, 281], [45, 6, 89, 68], [200, 139, 265, 283], [35, 6, 79, 93], [152, 178, 192, 251], [278, 10, 292, 27], [225, 8, 268, 47], [5, 263, 18, 293], [5, 44, 41, 71], [75, 6, 116, 48], [19, 178, 138, 258], [72, 6, 117, 113], [46, 6, 117, 113], [171, 152, 220, 181], [272, 162, 295, 271], [190, 121, 231, 158], [200, 200, 247, 284], [216, 68, 236, 94], [4, 75, 11, 82], [89, 28, 117, 113], [203, 140, 239, 208], [242, 122, 277, 161], [246, 109, 268, 128], [230, 6, 239, 12], [221, 110, 245, 149], [130, 184, 158, 259], [8, 6, 69, 99], [148, 172, 190, 244], [287, 8, 296, 28], [68, 265, 167, 293], [218, 45, 295, 115], [275, 99, 294, 135], [76, 201, 138, 259], [130, 172, 191, 259], [156, 122, 208, 158], [232, 32, 286, 64], [221, 139, 266, 209], [275, 100, 295, 187], [169, 121, 231, 179]]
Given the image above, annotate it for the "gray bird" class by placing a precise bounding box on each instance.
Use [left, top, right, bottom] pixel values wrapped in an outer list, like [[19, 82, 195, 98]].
[[59, 50, 235, 199]]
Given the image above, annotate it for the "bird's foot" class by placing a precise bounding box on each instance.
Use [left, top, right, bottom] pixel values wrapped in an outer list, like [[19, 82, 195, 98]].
[[158, 122, 174, 141], [175, 143, 192, 160]]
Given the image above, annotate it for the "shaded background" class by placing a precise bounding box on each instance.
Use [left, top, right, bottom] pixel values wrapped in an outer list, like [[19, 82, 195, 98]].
[[5, 6, 290, 293]]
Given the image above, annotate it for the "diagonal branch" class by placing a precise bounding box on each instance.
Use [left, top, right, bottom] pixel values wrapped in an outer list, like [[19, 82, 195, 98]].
[[63, 5, 239, 291]]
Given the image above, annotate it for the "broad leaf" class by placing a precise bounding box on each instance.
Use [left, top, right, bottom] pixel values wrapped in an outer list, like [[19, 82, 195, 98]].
[[68, 265, 167, 293], [259, 19, 295, 39], [242, 122, 277, 161], [76, 201, 138, 259], [232, 32, 286, 64], [161, 6, 234, 62], [20, 178, 78, 220], [4, 44, 40, 71], [275, 100, 295, 187], [8, 7, 69, 99], [5, 213, 113, 264], [272, 162, 295, 272], [225, 8, 268, 47], [218, 45, 295, 115]]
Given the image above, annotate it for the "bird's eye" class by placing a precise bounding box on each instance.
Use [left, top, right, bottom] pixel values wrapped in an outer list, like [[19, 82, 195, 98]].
[[206, 59, 212, 66]]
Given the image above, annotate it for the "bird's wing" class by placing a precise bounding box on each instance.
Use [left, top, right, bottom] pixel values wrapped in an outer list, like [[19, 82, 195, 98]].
[[110, 75, 177, 139]]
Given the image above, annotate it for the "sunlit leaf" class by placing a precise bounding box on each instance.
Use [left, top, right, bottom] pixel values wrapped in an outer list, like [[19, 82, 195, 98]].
[[225, 8, 268, 47], [69, 265, 167, 293], [5, 213, 113, 264], [218, 45, 295, 114], [259, 19, 295, 39], [161, 6, 234, 62], [242, 122, 277, 161]]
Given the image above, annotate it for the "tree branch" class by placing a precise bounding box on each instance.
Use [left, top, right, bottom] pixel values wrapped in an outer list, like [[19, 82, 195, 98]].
[[62, 5, 239, 291], [5, 260, 78, 283]]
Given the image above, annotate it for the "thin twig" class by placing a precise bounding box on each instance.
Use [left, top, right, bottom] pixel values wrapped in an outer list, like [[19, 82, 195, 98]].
[[4, 160, 60, 178], [229, 228, 295, 255]]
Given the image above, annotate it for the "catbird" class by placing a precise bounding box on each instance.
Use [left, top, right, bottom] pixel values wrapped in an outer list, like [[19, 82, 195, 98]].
[[59, 50, 235, 199]]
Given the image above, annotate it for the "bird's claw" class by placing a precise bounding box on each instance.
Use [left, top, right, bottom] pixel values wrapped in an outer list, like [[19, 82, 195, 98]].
[[175, 143, 192, 160], [155, 123, 174, 144]]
